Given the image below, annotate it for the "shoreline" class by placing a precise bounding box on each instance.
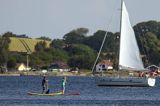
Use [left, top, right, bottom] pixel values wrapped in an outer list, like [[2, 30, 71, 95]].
[[0, 71, 93, 77], [0, 70, 135, 77], [0, 70, 159, 77]]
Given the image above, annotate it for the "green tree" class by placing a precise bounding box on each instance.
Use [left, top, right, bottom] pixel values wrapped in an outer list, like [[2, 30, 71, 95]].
[[30, 47, 69, 67], [0, 36, 11, 71], [50, 39, 65, 49], [84, 30, 115, 52], [83, 30, 106, 51], [63, 28, 88, 44], [2, 32, 16, 37], [7, 56, 16, 69], [67, 44, 96, 69], [36, 36, 52, 41], [74, 28, 89, 36], [142, 32, 160, 65], [134, 20, 160, 40], [35, 41, 47, 52], [30, 53, 43, 67], [52, 49, 69, 63]]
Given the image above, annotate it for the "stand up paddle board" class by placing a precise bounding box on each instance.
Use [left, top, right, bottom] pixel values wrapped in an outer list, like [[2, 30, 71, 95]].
[[27, 91, 63, 96], [64, 92, 80, 96], [27, 91, 80, 96]]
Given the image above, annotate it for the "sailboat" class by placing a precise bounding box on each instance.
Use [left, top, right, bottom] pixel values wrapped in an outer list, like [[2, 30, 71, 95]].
[[93, 0, 156, 87]]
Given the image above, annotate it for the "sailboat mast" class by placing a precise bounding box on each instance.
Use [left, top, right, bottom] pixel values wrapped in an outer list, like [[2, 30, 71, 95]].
[[120, 0, 123, 34], [118, 0, 123, 70]]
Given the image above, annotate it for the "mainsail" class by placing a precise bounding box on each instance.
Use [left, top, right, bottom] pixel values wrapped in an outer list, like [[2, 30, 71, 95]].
[[119, 1, 144, 70]]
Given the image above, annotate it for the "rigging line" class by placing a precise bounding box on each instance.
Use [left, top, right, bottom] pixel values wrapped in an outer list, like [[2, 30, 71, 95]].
[[91, 0, 118, 73]]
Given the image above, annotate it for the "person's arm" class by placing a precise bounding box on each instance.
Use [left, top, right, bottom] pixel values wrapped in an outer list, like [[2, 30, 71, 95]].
[[65, 77, 67, 83]]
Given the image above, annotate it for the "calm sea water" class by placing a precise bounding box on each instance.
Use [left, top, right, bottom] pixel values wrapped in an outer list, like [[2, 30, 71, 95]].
[[0, 76, 160, 106]]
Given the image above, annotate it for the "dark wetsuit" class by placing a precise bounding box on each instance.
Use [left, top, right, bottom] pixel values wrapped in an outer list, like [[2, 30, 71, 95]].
[[42, 77, 46, 93]]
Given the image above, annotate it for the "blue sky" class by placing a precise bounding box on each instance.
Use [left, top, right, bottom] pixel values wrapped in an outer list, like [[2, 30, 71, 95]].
[[0, 0, 159, 39]]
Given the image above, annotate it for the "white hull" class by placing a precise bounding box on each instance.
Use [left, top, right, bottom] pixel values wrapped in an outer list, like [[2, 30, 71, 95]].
[[96, 77, 156, 87]]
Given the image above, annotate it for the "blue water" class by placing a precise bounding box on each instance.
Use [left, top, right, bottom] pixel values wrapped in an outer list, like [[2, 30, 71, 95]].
[[0, 76, 160, 106]]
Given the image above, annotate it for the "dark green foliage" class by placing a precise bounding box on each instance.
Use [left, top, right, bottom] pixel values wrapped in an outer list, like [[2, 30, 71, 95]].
[[134, 20, 160, 39], [29, 53, 42, 67], [83, 30, 106, 51], [67, 44, 96, 69], [63, 28, 88, 44], [83, 30, 117, 52], [141, 32, 160, 65], [0, 48, 8, 66], [52, 48, 69, 63], [29, 48, 69, 67], [74, 28, 89, 35], [0, 35, 10, 68], [2, 32, 16, 37], [7, 56, 16, 69], [15, 54, 26, 63], [50, 39, 65, 49], [36, 36, 52, 41], [35, 41, 47, 51], [63, 32, 85, 44], [134, 21, 160, 66]]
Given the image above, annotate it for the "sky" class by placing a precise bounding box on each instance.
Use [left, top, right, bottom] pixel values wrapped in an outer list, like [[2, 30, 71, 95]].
[[0, 0, 159, 39]]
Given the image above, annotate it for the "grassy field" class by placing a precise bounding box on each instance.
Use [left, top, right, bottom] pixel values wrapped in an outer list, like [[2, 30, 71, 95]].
[[9, 37, 51, 52]]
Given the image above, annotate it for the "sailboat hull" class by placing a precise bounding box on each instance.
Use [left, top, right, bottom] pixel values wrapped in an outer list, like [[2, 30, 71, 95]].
[[96, 77, 155, 87]]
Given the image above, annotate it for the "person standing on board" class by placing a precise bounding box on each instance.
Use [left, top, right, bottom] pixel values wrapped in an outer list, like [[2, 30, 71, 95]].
[[42, 76, 46, 93], [42, 76, 49, 94], [62, 76, 67, 94], [45, 79, 49, 94]]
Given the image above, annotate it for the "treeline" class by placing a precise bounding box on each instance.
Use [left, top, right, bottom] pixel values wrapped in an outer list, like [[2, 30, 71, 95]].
[[0, 20, 160, 71]]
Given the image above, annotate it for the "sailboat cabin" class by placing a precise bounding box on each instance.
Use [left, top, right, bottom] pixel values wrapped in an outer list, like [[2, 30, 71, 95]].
[[96, 60, 113, 72]]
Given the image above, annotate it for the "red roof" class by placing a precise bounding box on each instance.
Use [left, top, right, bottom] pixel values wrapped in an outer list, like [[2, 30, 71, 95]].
[[98, 60, 113, 66]]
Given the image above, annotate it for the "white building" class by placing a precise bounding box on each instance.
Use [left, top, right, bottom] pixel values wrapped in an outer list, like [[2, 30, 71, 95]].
[[96, 60, 113, 72], [16, 63, 31, 71]]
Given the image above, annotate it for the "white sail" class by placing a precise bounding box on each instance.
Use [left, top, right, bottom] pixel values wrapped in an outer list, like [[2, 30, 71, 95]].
[[119, 1, 144, 70]]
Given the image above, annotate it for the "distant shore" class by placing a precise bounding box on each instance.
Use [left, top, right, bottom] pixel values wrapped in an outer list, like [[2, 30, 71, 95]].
[[0, 70, 158, 77], [0, 71, 93, 77], [0, 70, 138, 77]]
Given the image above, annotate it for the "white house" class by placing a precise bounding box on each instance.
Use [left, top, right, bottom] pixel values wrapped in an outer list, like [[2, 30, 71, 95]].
[[16, 63, 31, 71], [96, 60, 113, 72]]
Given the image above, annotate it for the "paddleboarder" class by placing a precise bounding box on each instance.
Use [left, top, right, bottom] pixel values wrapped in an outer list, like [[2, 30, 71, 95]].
[[62, 76, 67, 94], [42, 76, 49, 94], [42, 76, 46, 93], [45, 80, 49, 94]]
